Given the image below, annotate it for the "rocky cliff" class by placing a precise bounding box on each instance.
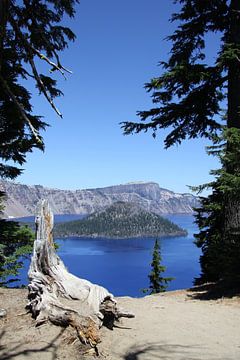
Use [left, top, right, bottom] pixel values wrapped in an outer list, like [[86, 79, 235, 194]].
[[0, 180, 199, 218]]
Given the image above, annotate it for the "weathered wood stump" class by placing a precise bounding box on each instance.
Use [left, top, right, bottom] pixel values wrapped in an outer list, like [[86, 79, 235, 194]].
[[27, 200, 134, 351], [0, 308, 7, 318]]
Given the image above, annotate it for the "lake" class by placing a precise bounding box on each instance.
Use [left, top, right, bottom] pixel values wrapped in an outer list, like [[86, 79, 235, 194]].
[[17, 214, 201, 297]]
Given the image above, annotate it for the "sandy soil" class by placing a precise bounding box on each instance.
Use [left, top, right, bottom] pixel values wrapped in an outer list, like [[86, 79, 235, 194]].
[[0, 288, 240, 360]]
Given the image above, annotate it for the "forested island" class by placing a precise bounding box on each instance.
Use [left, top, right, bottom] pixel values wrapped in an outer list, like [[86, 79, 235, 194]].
[[54, 201, 187, 238]]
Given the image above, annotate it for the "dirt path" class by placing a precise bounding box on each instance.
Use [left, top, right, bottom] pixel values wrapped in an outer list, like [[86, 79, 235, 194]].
[[100, 290, 240, 360], [0, 289, 240, 359]]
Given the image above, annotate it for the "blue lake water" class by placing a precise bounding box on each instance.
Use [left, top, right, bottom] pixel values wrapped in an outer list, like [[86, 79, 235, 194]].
[[17, 214, 201, 297], [14, 214, 86, 223]]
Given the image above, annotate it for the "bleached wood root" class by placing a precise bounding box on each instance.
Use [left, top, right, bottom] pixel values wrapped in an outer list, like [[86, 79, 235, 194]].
[[0, 308, 7, 318], [27, 200, 134, 349]]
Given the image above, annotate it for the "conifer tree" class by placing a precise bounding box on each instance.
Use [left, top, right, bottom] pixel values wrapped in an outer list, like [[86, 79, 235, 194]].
[[147, 239, 172, 294], [0, 0, 78, 285], [122, 0, 240, 284], [194, 128, 240, 283], [0, 0, 79, 179], [0, 220, 34, 286]]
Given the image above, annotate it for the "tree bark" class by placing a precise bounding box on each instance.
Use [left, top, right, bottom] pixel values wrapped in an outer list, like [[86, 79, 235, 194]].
[[228, 0, 240, 130], [222, 0, 240, 274], [27, 200, 134, 351]]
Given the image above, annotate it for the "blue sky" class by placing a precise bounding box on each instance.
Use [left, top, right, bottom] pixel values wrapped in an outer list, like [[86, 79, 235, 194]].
[[17, 0, 220, 193]]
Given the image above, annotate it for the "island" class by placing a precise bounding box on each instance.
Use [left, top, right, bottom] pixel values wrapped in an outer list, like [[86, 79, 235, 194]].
[[54, 201, 187, 238]]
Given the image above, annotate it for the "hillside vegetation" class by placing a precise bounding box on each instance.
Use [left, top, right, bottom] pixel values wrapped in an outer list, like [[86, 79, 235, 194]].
[[54, 201, 187, 238]]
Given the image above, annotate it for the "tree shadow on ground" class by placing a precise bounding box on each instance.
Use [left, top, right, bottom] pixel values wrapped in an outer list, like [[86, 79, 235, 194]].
[[0, 328, 65, 360], [123, 343, 232, 360], [0, 330, 6, 351], [187, 280, 240, 301]]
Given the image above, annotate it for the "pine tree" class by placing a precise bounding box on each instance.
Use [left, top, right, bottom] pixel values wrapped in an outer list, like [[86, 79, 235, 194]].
[[194, 128, 240, 283], [122, 1, 240, 284], [0, 220, 34, 286], [147, 239, 172, 294], [0, 0, 78, 285], [0, 0, 79, 179]]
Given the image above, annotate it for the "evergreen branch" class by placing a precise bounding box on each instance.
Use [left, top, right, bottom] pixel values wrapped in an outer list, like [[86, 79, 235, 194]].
[[0, 74, 42, 143], [20, 67, 35, 79], [35, 30, 73, 75], [29, 56, 63, 117], [32, 48, 71, 78], [0, 0, 9, 73], [9, 15, 72, 79]]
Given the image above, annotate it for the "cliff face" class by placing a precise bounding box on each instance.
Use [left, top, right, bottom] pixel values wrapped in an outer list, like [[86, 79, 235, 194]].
[[0, 180, 199, 218]]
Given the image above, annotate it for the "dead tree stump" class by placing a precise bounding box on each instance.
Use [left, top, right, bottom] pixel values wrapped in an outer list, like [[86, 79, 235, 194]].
[[27, 200, 134, 349]]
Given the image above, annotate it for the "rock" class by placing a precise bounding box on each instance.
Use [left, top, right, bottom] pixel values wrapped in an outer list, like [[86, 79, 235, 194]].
[[0, 180, 200, 218]]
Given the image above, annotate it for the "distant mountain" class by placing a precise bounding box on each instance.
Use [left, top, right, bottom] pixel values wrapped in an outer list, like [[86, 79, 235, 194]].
[[0, 180, 199, 218], [54, 201, 187, 238]]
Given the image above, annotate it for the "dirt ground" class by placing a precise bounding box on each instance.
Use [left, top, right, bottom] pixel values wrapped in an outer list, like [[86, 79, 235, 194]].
[[0, 287, 240, 360]]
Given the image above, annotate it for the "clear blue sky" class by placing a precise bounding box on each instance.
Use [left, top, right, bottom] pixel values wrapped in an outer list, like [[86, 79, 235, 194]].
[[17, 0, 220, 193]]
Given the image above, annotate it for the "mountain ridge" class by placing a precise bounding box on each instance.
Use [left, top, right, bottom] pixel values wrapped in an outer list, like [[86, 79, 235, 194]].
[[0, 180, 199, 218]]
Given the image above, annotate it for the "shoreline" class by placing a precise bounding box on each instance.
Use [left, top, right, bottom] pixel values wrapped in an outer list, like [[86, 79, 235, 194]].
[[54, 230, 188, 240]]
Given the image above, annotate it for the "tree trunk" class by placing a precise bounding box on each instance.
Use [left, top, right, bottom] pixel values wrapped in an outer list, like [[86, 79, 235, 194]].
[[27, 200, 134, 351], [224, 1, 240, 235], [228, 0, 240, 130], [221, 0, 240, 278]]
